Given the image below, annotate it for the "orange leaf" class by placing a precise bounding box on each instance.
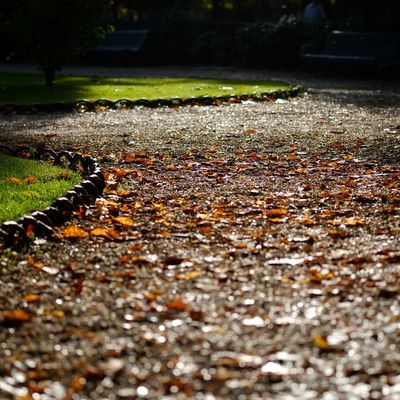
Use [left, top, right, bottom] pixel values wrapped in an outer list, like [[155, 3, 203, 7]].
[[112, 168, 135, 179], [164, 164, 177, 171], [242, 128, 257, 134], [295, 168, 309, 174], [2, 309, 32, 323], [57, 172, 72, 180], [166, 299, 188, 311], [263, 208, 288, 217], [63, 225, 88, 239], [119, 255, 130, 263], [90, 227, 120, 239], [112, 216, 134, 227], [23, 294, 39, 303], [5, 177, 22, 184], [25, 175, 38, 184]]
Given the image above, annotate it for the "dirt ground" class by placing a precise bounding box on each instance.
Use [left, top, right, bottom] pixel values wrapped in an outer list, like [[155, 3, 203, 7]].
[[1, 70, 400, 399]]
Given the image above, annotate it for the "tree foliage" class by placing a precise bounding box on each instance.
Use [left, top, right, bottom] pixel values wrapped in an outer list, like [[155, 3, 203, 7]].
[[11, 0, 105, 87]]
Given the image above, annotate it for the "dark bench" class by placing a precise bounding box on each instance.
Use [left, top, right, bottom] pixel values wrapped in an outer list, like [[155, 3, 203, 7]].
[[301, 31, 400, 71], [86, 30, 149, 64]]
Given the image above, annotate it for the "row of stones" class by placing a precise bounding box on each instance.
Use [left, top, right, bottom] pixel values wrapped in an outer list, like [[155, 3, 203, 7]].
[[0, 146, 105, 248], [0, 86, 303, 114]]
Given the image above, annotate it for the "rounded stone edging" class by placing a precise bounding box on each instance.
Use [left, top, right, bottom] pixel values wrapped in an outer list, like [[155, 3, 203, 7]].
[[0, 145, 105, 248], [0, 86, 303, 114]]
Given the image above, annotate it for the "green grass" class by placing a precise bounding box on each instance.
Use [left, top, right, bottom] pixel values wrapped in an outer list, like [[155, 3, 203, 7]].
[[0, 73, 292, 106], [0, 155, 82, 224]]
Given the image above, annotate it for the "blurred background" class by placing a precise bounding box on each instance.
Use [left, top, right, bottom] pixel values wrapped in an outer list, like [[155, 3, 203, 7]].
[[0, 0, 399, 77]]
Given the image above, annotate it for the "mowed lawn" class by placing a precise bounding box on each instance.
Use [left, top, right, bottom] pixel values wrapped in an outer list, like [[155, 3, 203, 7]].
[[0, 155, 81, 224], [0, 73, 292, 105]]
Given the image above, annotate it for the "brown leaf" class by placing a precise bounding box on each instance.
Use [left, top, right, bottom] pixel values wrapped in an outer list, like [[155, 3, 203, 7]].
[[57, 172, 72, 180]]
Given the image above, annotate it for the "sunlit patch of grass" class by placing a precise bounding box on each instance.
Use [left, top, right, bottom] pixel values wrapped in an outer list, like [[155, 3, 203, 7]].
[[0, 155, 81, 223], [0, 73, 292, 105]]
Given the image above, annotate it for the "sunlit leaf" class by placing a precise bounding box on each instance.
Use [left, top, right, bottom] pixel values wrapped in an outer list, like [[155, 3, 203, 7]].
[[176, 271, 203, 280], [1, 309, 33, 323], [5, 177, 23, 184], [343, 217, 364, 226], [113, 216, 135, 227], [90, 227, 120, 239], [314, 335, 332, 351], [63, 225, 88, 239]]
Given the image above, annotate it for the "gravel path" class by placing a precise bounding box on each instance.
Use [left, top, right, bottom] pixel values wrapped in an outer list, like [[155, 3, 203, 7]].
[[1, 71, 400, 399]]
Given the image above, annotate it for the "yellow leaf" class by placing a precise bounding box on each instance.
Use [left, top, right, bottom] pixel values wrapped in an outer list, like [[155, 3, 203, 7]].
[[63, 225, 88, 239], [112, 216, 134, 227], [314, 335, 331, 350], [343, 217, 364, 226], [176, 271, 203, 280], [91, 227, 120, 239]]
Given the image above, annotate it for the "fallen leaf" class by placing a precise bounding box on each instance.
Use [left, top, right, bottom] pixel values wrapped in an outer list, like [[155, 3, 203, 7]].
[[90, 227, 120, 239], [314, 335, 332, 351], [5, 177, 23, 184], [1, 310, 33, 324], [25, 175, 38, 184], [295, 168, 309, 174], [242, 128, 257, 134], [112, 216, 135, 227], [176, 271, 203, 280], [63, 225, 88, 239], [166, 299, 188, 311], [343, 217, 364, 226], [23, 294, 39, 303]]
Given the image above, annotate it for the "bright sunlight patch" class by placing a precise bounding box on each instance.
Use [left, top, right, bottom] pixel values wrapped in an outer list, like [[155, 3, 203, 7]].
[[0, 73, 292, 106]]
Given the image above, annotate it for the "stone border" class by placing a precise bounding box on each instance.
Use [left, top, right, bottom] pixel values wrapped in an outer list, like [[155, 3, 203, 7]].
[[0, 146, 105, 248], [0, 86, 303, 114]]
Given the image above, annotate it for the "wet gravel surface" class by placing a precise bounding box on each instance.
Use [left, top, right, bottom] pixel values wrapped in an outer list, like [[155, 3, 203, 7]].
[[1, 76, 400, 399]]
